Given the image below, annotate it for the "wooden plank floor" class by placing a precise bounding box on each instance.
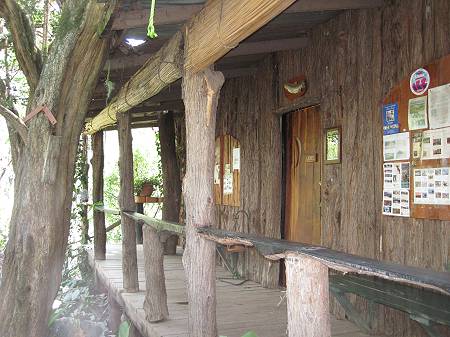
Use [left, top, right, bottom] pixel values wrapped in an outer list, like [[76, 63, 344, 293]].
[[89, 244, 383, 337]]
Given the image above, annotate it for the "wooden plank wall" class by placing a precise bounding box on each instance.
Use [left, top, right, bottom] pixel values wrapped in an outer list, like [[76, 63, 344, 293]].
[[215, 0, 450, 335], [215, 57, 281, 288]]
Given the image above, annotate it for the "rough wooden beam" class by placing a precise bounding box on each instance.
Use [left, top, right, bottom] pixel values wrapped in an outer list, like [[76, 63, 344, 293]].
[[111, 4, 203, 30], [142, 226, 169, 322], [182, 66, 224, 337], [285, 0, 385, 12], [85, 31, 183, 134], [92, 131, 106, 260], [106, 38, 307, 71], [110, 0, 384, 30], [226, 37, 308, 57], [285, 255, 330, 337], [197, 227, 450, 296], [117, 112, 139, 292]]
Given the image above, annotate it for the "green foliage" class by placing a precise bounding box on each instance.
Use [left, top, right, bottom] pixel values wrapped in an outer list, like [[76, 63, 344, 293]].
[[48, 246, 108, 332], [118, 321, 130, 337], [104, 148, 162, 242], [55, 0, 86, 40], [220, 332, 258, 337], [0, 229, 7, 251]]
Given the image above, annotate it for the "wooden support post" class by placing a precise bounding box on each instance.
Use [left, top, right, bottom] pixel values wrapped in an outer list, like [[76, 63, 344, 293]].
[[80, 134, 89, 244], [285, 255, 331, 337], [159, 111, 182, 255], [118, 112, 139, 292], [182, 67, 224, 337], [92, 131, 106, 260], [143, 226, 169, 322], [136, 202, 144, 244]]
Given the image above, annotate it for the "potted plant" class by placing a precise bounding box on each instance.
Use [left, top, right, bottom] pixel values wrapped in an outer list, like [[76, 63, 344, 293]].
[[134, 176, 159, 203]]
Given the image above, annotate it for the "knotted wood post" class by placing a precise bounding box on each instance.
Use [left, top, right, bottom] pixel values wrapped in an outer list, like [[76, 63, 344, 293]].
[[118, 112, 139, 292], [92, 131, 106, 260], [285, 255, 331, 337], [143, 225, 169, 322], [182, 66, 224, 337], [159, 111, 182, 255]]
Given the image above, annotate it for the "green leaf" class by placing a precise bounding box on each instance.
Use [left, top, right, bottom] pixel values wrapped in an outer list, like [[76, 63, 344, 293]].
[[241, 332, 258, 337], [118, 321, 130, 337]]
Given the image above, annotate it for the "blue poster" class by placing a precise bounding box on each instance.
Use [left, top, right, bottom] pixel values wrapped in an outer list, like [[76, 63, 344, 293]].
[[383, 103, 399, 135]]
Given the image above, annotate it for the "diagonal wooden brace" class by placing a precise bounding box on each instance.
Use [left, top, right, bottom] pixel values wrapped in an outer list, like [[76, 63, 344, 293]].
[[23, 105, 57, 125]]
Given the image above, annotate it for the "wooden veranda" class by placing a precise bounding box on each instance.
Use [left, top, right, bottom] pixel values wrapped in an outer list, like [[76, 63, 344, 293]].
[[89, 244, 385, 337]]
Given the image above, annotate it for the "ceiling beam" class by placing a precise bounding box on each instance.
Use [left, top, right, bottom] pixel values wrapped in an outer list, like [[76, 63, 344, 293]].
[[111, 0, 384, 30], [106, 37, 308, 71], [112, 5, 203, 30]]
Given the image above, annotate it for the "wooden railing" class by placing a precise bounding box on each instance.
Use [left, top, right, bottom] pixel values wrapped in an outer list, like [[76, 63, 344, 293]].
[[93, 206, 450, 336]]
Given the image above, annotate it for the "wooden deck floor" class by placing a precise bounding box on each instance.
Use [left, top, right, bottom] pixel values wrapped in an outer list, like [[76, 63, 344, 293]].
[[89, 244, 382, 337]]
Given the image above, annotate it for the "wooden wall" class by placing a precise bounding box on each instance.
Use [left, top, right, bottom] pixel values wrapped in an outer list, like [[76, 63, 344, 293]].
[[215, 57, 281, 288], [215, 0, 450, 336]]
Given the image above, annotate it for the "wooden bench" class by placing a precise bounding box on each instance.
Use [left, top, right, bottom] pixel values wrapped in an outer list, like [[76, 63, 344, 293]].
[[330, 274, 450, 337]]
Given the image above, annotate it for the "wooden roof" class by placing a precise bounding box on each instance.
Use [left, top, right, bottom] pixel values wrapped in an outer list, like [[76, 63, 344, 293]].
[[88, 0, 384, 129]]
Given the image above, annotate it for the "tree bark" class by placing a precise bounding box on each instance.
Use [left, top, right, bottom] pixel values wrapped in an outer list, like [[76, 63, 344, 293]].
[[117, 112, 139, 292], [159, 111, 182, 255], [80, 134, 89, 244], [92, 131, 106, 260], [285, 255, 331, 337], [182, 67, 224, 337], [136, 202, 144, 244], [0, 2, 112, 336], [143, 225, 169, 322]]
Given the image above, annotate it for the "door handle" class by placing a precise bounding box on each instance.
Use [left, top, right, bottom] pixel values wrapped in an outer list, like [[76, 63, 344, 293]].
[[294, 137, 301, 168]]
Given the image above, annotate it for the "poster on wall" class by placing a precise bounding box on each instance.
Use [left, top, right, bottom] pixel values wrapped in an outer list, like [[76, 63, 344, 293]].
[[428, 84, 450, 129], [382, 103, 399, 135], [383, 189, 410, 217], [383, 162, 410, 189], [232, 147, 240, 171], [383, 132, 410, 161], [383, 162, 410, 217], [421, 127, 450, 159], [223, 164, 233, 195], [412, 133, 423, 158], [413, 168, 450, 205], [408, 96, 428, 130]]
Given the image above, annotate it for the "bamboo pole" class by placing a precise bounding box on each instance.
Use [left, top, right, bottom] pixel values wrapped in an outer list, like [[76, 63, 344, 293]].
[[85, 32, 183, 134], [184, 0, 296, 74]]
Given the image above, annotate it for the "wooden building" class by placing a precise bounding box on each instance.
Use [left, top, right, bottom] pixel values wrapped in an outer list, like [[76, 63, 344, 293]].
[[87, 1, 450, 337]]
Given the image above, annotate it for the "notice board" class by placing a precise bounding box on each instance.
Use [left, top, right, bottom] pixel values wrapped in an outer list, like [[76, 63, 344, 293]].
[[383, 53, 450, 220]]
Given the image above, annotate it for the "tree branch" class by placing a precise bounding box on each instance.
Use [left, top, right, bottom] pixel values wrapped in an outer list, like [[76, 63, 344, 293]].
[[0, 104, 28, 143], [0, 0, 42, 93]]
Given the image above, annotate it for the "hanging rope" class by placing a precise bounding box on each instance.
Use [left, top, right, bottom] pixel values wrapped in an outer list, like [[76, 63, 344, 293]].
[[147, 0, 158, 39]]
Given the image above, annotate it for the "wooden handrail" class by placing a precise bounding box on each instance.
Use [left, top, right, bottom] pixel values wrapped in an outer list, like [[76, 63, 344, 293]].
[[93, 205, 185, 235], [197, 227, 450, 296]]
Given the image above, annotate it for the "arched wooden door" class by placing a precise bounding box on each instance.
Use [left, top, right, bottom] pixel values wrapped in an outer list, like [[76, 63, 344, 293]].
[[284, 106, 322, 245]]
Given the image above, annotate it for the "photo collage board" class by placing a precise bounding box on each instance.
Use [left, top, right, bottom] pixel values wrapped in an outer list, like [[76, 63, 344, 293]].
[[382, 54, 450, 220]]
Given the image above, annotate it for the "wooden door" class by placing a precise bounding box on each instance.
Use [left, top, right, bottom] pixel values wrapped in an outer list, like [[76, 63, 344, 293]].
[[285, 106, 322, 245]]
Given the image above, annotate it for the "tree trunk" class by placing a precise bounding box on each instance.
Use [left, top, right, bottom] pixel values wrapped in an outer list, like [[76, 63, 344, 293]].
[[143, 226, 169, 322], [0, 2, 112, 337], [182, 67, 224, 337], [92, 131, 106, 260], [285, 255, 331, 337], [80, 134, 89, 244], [159, 111, 182, 255], [117, 112, 139, 292]]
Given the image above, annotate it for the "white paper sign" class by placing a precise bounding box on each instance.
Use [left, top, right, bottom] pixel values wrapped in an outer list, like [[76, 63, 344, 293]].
[[223, 164, 233, 195], [383, 132, 410, 161], [413, 168, 450, 205], [214, 164, 220, 185], [408, 96, 428, 130], [232, 147, 240, 171], [383, 189, 410, 217], [428, 84, 450, 129], [421, 127, 450, 159]]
